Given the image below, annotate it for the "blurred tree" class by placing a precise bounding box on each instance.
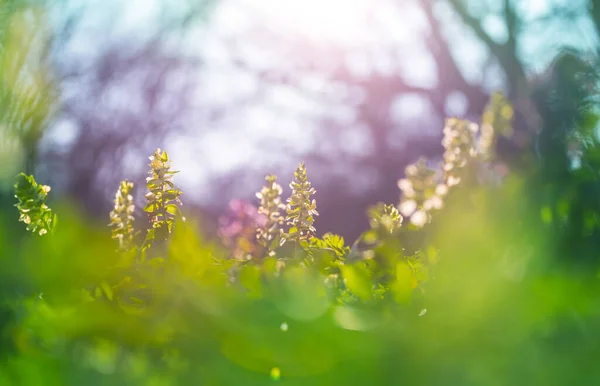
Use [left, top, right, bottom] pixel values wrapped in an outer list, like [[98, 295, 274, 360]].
[[525, 49, 600, 269], [0, 0, 56, 184], [36, 0, 216, 216], [7, 0, 600, 243], [203, 0, 599, 240]]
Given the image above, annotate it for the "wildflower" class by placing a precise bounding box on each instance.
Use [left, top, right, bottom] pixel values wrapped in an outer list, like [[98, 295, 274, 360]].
[[142, 149, 183, 250], [477, 122, 496, 162], [397, 178, 415, 197], [447, 175, 461, 187], [410, 210, 428, 228], [256, 174, 286, 252], [423, 196, 443, 211], [109, 180, 135, 251], [401, 158, 438, 201], [442, 118, 477, 177], [368, 203, 403, 234], [284, 162, 318, 244], [399, 200, 418, 217], [435, 184, 448, 196], [398, 158, 443, 222], [13, 173, 55, 235]]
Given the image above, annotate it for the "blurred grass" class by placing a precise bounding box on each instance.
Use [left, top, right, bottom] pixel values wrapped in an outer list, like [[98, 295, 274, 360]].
[[1, 175, 600, 385]]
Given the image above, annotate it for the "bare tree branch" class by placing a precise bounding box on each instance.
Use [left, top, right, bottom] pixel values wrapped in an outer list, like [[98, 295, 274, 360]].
[[418, 0, 489, 114], [446, 0, 525, 96]]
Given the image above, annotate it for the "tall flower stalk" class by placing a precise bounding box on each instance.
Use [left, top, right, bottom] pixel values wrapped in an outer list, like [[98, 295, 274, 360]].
[[368, 203, 403, 235], [109, 180, 136, 251], [142, 148, 183, 251], [284, 162, 318, 246], [442, 118, 478, 187], [13, 173, 55, 236], [397, 158, 446, 227], [256, 174, 285, 255]]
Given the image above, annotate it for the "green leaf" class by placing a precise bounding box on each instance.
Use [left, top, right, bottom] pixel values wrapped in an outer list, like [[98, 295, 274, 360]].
[[100, 281, 114, 301], [146, 179, 161, 189], [163, 191, 181, 201], [392, 261, 414, 303], [362, 230, 378, 244], [144, 202, 158, 213], [540, 206, 553, 224], [143, 229, 156, 250], [117, 299, 145, 316], [342, 264, 372, 301], [239, 265, 263, 298], [166, 204, 180, 216]]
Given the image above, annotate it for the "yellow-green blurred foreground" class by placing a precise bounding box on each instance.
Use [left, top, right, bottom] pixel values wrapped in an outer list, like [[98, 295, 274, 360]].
[[2, 166, 600, 386]]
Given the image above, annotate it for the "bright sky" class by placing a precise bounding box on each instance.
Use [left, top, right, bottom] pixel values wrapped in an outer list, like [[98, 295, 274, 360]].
[[238, 0, 378, 45]]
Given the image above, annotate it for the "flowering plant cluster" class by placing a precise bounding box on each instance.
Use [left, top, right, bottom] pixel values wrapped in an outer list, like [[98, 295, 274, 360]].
[[6, 92, 562, 385], [397, 92, 514, 228], [13, 93, 515, 310]]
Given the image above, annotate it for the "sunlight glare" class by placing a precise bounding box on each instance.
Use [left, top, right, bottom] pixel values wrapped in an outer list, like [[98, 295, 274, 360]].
[[241, 0, 374, 45]]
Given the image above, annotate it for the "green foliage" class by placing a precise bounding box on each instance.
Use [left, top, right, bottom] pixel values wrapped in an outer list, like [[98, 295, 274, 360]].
[[13, 172, 55, 235], [311, 233, 349, 259]]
